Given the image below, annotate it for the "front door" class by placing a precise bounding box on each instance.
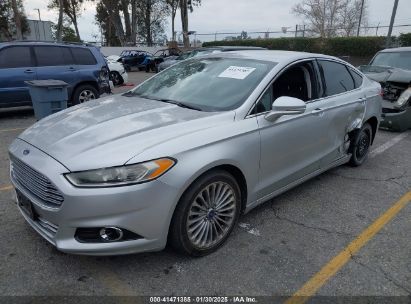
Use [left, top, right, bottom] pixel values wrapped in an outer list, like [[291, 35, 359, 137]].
[[254, 60, 331, 198]]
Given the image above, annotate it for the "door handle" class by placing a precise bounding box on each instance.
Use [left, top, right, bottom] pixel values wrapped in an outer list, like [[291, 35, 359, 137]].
[[357, 98, 366, 104], [68, 67, 76, 71], [311, 108, 325, 115], [24, 69, 34, 74]]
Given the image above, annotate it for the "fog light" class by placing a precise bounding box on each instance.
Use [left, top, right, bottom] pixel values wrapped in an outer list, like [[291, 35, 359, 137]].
[[99, 227, 123, 242], [75, 227, 142, 243]]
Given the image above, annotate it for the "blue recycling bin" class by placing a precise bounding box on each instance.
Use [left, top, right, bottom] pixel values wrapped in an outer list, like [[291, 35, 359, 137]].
[[25, 80, 69, 120]]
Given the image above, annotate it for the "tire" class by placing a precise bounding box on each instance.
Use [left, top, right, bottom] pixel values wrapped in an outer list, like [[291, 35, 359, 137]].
[[72, 84, 99, 105], [169, 170, 241, 256], [110, 71, 124, 86], [349, 123, 372, 167]]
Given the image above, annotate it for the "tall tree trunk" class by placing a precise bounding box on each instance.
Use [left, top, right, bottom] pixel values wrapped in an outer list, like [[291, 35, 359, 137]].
[[56, 0, 64, 41], [145, 0, 152, 46], [68, 0, 81, 40], [102, 0, 126, 46], [121, 0, 132, 43], [180, 0, 189, 47], [11, 0, 22, 39], [171, 9, 176, 41], [131, 0, 137, 45]]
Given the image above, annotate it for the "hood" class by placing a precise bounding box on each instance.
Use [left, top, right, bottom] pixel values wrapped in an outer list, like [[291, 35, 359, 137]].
[[360, 65, 411, 84], [19, 95, 228, 171]]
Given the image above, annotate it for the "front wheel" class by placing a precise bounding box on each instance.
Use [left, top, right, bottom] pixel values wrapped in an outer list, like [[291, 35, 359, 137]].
[[349, 123, 372, 167], [169, 170, 241, 256], [110, 71, 124, 86]]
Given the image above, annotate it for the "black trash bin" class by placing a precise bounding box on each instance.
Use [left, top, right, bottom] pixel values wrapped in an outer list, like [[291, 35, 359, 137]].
[[25, 80, 69, 120]]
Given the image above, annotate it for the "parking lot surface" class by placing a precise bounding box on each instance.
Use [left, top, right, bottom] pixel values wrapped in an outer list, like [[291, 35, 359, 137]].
[[0, 72, 410, 299]]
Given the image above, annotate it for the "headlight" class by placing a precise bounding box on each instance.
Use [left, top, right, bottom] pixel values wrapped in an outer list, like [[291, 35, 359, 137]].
[[65, 158, 175, 188], [394, 87, 411, 109]]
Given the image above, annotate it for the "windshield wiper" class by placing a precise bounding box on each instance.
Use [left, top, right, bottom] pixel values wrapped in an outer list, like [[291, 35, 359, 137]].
[[124, 93, 203, 111], [153, 98, 203, 111]]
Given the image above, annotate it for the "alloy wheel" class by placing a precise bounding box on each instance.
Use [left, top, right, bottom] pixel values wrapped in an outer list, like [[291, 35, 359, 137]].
[[186, 182, 237, 249], [79, 90, 96, 103]]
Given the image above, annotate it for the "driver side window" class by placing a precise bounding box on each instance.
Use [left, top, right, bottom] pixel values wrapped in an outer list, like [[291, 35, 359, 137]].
[[251, 61, 318, 115]]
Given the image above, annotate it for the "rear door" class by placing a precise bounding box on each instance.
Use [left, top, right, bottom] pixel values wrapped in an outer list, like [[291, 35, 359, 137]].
[[33, 46, 78, 95], [0, 46, 37, 107], [316, 59, 367, 166]]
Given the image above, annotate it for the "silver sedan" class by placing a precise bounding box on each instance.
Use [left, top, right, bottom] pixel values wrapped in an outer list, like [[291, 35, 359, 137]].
[[9, 51, 382, 256]]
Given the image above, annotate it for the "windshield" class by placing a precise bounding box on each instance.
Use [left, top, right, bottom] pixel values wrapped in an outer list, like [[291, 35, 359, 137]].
[[130, 57, 275, 112], [371, 52, 411, 70]]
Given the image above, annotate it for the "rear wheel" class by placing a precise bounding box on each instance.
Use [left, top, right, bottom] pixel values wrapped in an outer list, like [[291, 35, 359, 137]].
[[349, 123, 372, 167], [72, 85, 99, 105], [169, 170, 241, 256]]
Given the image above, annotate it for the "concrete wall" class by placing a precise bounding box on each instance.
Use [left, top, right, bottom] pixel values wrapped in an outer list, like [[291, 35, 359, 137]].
[[100, 47, 164, 56], [25, 20, 53, 41]]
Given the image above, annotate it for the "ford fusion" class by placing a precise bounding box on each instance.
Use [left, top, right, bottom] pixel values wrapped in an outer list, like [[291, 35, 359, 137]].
[[9, 51, 382, 256]]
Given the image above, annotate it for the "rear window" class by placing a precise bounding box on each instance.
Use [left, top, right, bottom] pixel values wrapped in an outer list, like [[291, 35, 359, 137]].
[[0, 46, 33, 68], [71, 48, 97, 65], [34, 46, 74, 66], [318, 60, 355, 96], [350, 69, 363, 88]]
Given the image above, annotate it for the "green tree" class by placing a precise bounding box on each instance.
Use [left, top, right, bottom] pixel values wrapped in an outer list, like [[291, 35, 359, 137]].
[[52, 23, 81, 42], [0, 0, 29, 41], [48, 0, 84, 40], [166, 0, 179, 41], [136, 0, 169, 46], [179, 0, 201, 47]]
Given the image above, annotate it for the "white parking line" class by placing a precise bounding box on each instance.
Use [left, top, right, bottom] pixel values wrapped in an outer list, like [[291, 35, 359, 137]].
[[370, 132, 409, 158]]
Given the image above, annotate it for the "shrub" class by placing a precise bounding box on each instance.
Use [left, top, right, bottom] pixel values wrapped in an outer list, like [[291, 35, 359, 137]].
[[203, 36, 387, 57], [399, 33, 411, 47]]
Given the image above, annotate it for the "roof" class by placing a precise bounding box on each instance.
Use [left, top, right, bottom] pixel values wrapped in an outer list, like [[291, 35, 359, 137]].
[[204, 50, 335, 63], [0, 41, 96, 48], [379, 47, 411, 53]]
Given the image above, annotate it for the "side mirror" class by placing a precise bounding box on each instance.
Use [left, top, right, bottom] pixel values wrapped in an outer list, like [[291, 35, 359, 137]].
[[264, 96, 306, 122]]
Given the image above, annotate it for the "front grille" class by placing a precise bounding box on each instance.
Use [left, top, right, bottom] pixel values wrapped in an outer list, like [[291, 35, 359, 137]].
[[10, 156, 64, 208]]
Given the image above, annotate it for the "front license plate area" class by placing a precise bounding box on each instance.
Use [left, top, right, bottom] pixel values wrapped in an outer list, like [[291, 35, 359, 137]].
[[16, 190, 37, 221]]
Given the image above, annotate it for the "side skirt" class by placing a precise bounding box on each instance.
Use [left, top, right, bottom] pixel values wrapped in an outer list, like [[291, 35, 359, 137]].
[[244, 154, 351, 213]]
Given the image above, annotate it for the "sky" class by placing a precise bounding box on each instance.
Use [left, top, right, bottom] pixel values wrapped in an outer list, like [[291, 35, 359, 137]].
[[24, 0, 411, 42]]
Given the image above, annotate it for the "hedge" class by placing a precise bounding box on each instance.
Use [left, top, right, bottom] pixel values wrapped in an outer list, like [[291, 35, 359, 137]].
[[399, 33, 411, 47], [203, 36, 389, 57]]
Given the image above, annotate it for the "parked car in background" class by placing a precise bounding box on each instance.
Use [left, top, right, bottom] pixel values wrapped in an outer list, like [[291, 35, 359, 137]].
[[118, 50, 153, 72], [9, 51, 381, 256], [359, 47, 411, 131], [106, 57, 128, 86], [145, 48, 183, 73], [157, 46, 267, 72], [0, 41, 110, 108]]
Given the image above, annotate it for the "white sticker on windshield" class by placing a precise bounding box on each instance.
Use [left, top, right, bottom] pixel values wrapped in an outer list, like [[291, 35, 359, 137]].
[[218, 66, 256, 80]]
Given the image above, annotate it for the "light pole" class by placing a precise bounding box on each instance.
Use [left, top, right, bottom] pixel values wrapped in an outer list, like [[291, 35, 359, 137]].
[[357, 0, 365, 37], [34, 8, 41, 21]]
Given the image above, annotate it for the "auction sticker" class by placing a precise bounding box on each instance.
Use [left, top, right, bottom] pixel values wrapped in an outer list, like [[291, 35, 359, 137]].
[[218, 66, 256, 80]]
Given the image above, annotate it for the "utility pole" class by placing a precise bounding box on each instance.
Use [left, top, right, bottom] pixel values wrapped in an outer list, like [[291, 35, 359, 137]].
[[34, 8, 41, 21], [357, 0, 365, 37], [386, 0, 399, 47]]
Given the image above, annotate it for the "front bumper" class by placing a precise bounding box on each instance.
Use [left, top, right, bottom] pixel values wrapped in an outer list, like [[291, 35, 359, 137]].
[[9, 139, 180, 255], [381, 106, 411, 132], [121, 71, 129, 84]]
